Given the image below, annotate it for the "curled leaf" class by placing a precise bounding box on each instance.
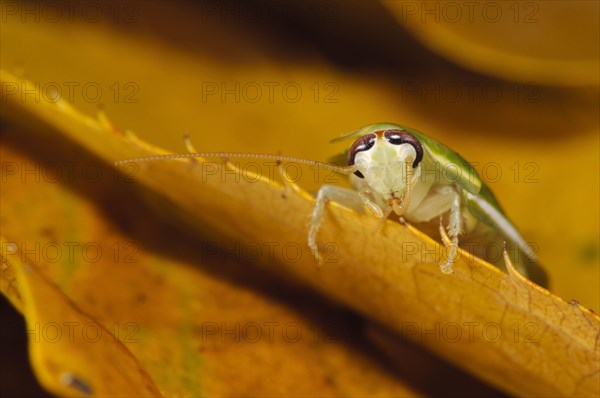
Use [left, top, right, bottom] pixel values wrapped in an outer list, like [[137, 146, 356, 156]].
[[383, 0, 600, 86]]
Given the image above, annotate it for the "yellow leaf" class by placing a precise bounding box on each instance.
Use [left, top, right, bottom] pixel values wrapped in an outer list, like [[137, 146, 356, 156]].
[[2, 70, 598, 397], [1, 3, 598, 395], [1, 238, 162, 397], [1, 86, 424, 396], [383, 0, 600, 86]]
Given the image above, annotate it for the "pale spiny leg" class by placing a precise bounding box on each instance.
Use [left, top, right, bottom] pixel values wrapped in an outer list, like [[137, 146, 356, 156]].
[[438, 193, 462, 274], [401, 182, 463, 275], [439, 216, 452, 246], [438, 218, 455, 274], [308, 185, 365, 264]]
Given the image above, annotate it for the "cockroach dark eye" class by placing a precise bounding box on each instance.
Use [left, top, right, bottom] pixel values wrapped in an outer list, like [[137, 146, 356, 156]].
[[384, 129, 423, 168], [348, 133, 376, 177]]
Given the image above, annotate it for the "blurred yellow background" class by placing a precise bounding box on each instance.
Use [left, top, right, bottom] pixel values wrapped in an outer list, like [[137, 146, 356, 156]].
[[1, 1, 598, 397]]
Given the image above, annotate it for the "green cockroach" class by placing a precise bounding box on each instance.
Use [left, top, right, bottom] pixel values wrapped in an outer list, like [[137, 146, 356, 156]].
[[116, 123, 547, 286]]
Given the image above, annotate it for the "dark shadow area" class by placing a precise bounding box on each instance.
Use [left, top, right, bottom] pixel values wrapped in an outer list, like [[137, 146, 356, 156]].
[[0, 296, 55, 398]]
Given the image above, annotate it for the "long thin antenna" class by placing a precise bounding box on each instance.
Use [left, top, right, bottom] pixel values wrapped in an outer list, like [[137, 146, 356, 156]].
[[114, 152, 356, 174]]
